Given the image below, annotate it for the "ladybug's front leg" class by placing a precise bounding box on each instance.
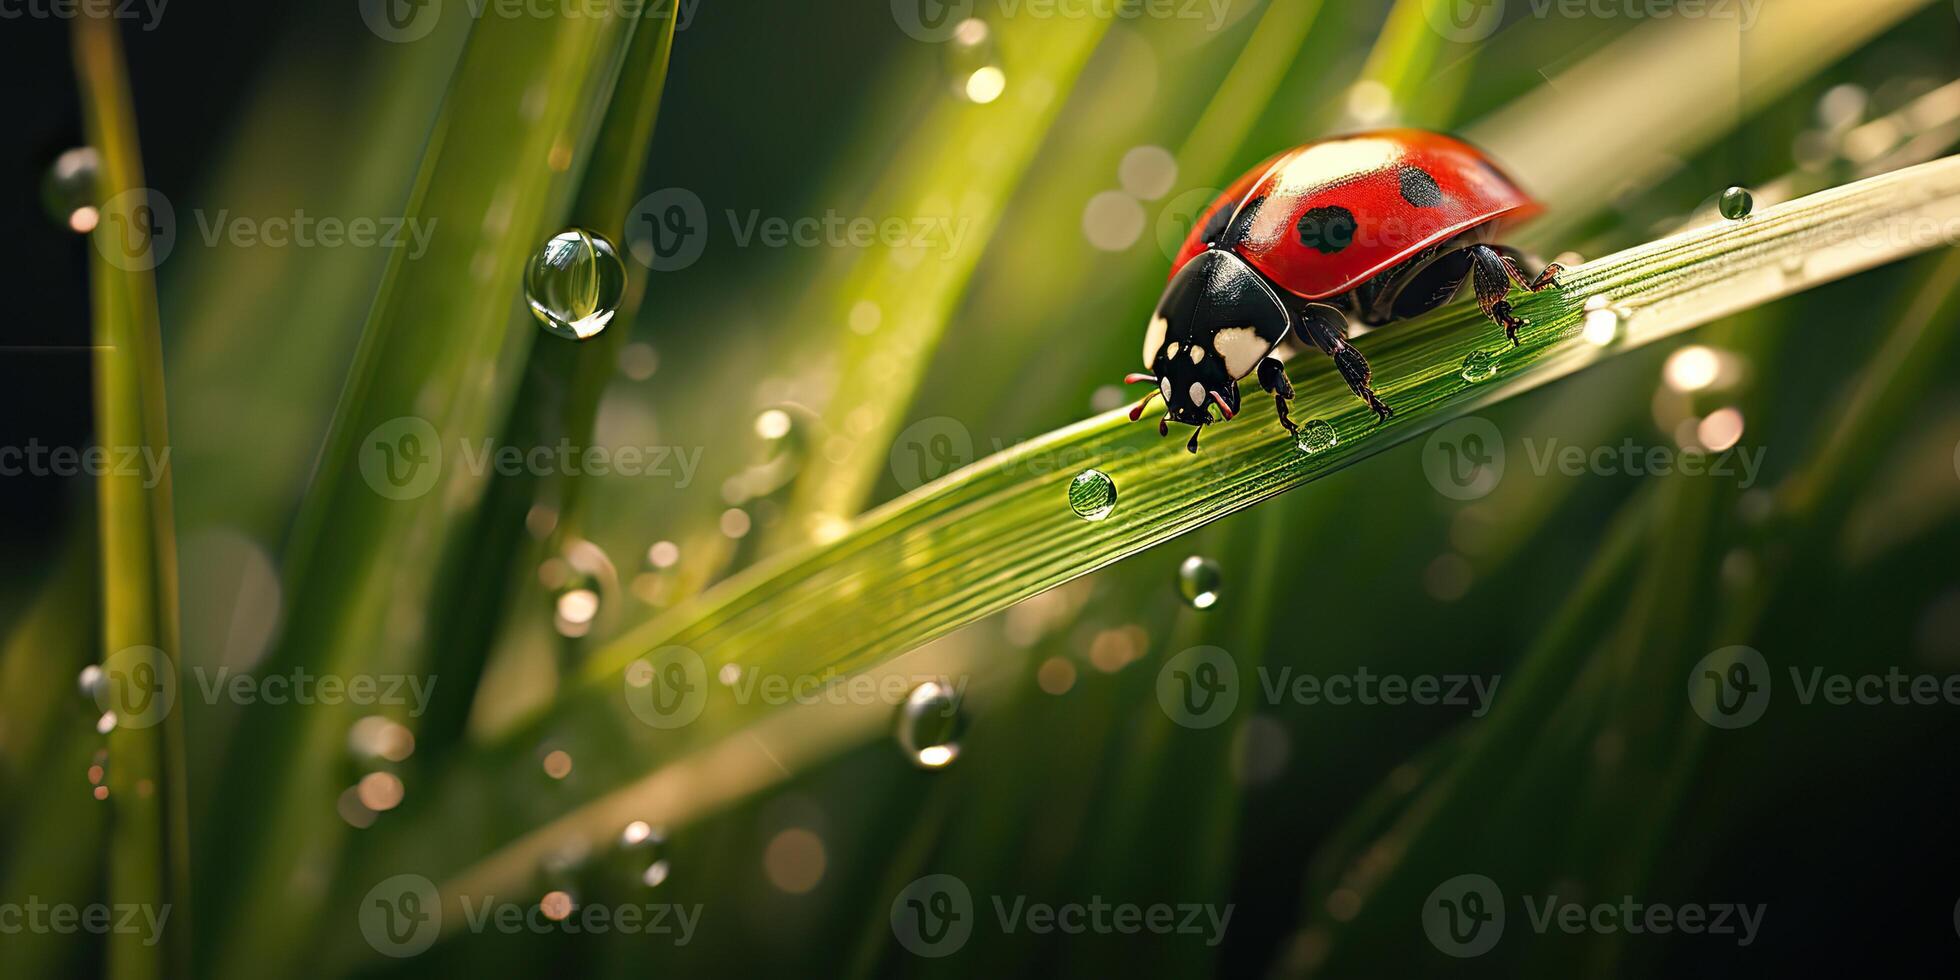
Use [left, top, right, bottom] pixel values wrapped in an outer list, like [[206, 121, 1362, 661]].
[[1469, 245, 1563, 346], [1257, 356, 1297, 435], [1297, 302, 1392, 424]]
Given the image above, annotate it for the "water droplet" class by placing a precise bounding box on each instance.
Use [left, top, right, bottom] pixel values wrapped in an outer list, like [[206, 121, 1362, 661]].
[[1177, 556, 1222, 609], [1068, 469, 1117, 521], [78, 664, 104, 702], [1718, 186, 1753, 220], [944, 18, 1004, 103], [43, 147, 101, 233], [1459, 349, 1497, 383], [895, 681, 965, 769], [525, 228, 625, 340], [1581, 295, 1625, 347], [1295, 420, 1338, 455]]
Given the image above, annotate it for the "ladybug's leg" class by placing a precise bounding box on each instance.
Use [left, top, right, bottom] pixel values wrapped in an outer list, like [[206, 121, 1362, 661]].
[[1256, 356, 1297, 435], [1297, 302, 1392, 424], [1468, 245, 1564, 346]]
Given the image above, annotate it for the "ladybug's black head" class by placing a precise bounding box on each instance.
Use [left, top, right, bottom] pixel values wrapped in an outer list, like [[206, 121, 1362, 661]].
[[1123, 249, 1289, 453]]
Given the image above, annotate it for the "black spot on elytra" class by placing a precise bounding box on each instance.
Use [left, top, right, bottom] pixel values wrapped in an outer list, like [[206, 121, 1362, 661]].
[[1399, 167, 1444, 208], [1296, 205, 1356, 254]]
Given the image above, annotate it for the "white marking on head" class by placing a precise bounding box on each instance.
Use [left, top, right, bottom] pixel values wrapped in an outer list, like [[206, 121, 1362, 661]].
[[1166, 341, 1181, 359], [1189, 346, 1205, 363], [1187, 381, 1205, 407], [1213, 325, 1271, 379], [1142, 315, 1168, 368], [1160, 378, 1172, 402]]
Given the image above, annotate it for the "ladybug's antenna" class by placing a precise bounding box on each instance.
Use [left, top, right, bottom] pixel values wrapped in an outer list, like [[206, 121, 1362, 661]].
[[1127, 390, 1162, 421], [1208, 391, 1236, 420], [1186, 427, 1202, 453], [1158, 418, 1169, 437]]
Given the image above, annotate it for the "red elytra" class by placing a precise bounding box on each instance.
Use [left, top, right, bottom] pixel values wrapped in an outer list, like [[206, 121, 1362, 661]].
[[1170, 129, 1542, 301]]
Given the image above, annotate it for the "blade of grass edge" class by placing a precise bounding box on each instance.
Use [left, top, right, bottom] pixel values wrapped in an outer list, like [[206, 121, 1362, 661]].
[[73, 16, 191, 980]]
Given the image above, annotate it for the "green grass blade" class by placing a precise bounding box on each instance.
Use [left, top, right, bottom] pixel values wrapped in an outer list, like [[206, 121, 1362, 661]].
[[200, 12, 661, 978], [414, 10, 680, 762], [73, 16, 191, 980], [772, 17, 1114, 544]]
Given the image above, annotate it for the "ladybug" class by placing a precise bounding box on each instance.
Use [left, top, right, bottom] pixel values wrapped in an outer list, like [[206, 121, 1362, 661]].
[[1122, 129, 1563, 452]]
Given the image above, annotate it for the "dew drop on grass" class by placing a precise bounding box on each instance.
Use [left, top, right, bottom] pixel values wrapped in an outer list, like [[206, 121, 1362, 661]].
[[1581, 295, 1626, 346], [895, 681, 965, 769], [1068, 469, 1116, 521], [1718, 186, 1754, 220], [1177, 556, 1223, 610], [1459, 349, 1497, 383], [1295, 420, 1338, 455], [944, 17, 1004, 104], [525, 228, 625, 340], [43, 147, 101, 232], [78, 664, 104, 702]]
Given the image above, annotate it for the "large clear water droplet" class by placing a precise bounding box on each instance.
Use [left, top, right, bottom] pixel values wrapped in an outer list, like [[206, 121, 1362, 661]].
[[1068, 469, 1117, 521], [526, 228, 625, 341], [1295, 420, 1338, 455], [43, 147, 101, 233], [1718, 186, 1754, 220], [1177, 556, 1222, 609], [895, 681, 965, 769], [1459, 350, 1497, 383]]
